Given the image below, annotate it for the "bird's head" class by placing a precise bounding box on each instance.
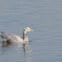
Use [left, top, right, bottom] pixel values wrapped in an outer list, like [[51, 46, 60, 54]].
[[24, 27, 34, 34]]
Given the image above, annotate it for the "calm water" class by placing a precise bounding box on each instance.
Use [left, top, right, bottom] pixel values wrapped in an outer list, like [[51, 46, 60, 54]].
[[0, 0, 62, 62]]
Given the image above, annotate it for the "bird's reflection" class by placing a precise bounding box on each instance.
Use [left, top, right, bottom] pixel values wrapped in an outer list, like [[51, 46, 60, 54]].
[[22, 43, 29, 53], [22, 42, 32, 54], [22, 42, 32, 62], [2, 41, 29, 52], [0, 42, 32, 62], [1, 40, 32, 55]]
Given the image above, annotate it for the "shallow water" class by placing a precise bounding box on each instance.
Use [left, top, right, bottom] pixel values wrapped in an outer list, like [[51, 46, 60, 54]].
[[0, 0, 62, 62]]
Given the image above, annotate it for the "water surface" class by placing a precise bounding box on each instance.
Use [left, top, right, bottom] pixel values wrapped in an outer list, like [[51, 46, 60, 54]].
[[0, 0, 62, 62]]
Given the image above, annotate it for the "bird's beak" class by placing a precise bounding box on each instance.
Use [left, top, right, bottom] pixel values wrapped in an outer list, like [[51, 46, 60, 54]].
[[30, 29, 34, 32]]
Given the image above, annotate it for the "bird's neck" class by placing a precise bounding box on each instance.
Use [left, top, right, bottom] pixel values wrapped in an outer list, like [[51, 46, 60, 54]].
[[23, 31, 29, 42]]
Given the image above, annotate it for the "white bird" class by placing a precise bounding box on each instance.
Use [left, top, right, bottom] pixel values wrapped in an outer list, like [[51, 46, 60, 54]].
[[0, 27, 33, 45]]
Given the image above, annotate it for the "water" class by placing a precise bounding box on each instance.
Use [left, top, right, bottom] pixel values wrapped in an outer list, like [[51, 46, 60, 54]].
[[0, 0, 62, 62]]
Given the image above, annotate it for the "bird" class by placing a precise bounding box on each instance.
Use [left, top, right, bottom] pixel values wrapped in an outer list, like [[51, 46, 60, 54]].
[[0, 27, 33, 46]]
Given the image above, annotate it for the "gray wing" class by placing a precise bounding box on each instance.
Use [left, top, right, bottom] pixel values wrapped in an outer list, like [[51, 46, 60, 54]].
[[0, 32, 11, 40]]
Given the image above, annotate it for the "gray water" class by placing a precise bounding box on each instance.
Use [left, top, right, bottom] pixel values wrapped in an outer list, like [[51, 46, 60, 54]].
[[0, 0, 62, 62]]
